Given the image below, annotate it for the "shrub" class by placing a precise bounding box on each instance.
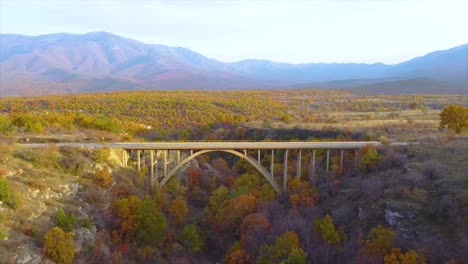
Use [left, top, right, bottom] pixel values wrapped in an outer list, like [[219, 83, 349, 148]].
[[77, 115, 124, 133], [0, 229, 7, 239], [43, 227, 75, 264], [0, 177, 11, 202], [31, 225, 40, 239], [0, 144, 13, 157], [11, 114, 44, 132], [59, 147, 91, 176], [81, 218, 94, 229], [0, 115, 11, 134], [94, 168, 113, 189], [4, 192, 21, 209], [357, 146, 381, 173], [55, 209, 77, 232], [93, 148, 111, 163], [14, 147, 60, 168]]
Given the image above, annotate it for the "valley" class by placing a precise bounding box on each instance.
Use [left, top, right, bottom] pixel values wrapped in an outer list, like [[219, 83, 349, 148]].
[[0, 90, 467, 263]]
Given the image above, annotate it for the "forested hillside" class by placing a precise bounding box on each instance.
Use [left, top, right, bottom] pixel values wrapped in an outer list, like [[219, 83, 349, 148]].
[[0, 90, 467, 263]]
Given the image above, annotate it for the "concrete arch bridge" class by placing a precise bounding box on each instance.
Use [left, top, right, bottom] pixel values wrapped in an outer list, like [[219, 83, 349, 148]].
[[117, 141, 383, 194]]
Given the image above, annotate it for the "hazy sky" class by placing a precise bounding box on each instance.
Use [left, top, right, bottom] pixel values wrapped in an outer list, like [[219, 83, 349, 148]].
[[1, 1, 467, 64]]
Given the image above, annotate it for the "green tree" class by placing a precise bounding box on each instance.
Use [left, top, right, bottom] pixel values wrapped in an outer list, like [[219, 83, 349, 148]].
[[233, 173, 261, 194], [43, 227, 75, 264], [281, 247, 307, 264], [207, 185, 230, 218], [358, 145, 381, 172], [439, 105, 468, 133], [181, 224, 204, 252], [55, 209, 77, 232], [135, 198, 167, 247], [257, 231, 303, 264], [314, 214, 343, 246]]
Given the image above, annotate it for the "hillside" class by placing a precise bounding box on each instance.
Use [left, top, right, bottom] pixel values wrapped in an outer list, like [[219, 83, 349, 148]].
[[0, 32, 466, 96], [0, 90, 467, 263], [351, 78, 468, 95]]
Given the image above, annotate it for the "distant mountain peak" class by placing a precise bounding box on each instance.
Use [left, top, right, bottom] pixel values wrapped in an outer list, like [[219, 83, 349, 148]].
[[0, 31, 466, 96]]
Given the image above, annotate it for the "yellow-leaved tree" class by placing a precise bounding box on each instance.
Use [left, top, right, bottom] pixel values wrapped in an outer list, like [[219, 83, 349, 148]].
[[43, 227, 75, 264], [439, 105, 468, 133]]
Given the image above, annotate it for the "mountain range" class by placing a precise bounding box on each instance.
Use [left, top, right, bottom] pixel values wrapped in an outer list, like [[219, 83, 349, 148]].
[[0, 31, 467, 96]]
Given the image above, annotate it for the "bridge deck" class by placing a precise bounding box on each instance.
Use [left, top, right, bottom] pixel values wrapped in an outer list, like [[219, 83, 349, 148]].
[[17, 141, 382, 150], [114, 141, 382, 150]]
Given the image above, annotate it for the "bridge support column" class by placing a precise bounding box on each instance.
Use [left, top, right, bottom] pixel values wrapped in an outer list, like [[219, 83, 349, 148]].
[[326, 149, 330, 172], [270, 150, 274, 178], [297, 149, 302, 179], [122, 150, 127, 167], [283, 150, 288, 192], [177, 150, 181, 164], [137, 150, 141, 171], [340, 149, 344, 172], [257, 150, 261, 165], [150, 150, 154, 182], [155, 152, 158, 180], [164, 150, 168, 178], [310, 150, 316, 180]]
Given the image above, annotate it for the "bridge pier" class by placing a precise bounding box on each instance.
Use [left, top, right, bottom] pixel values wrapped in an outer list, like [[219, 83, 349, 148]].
[[297, 149, 302, 179], [150, 150, 154, 181], [311, 150, 316, 180], [340, 149, 344, 173], [283, 150, 288, 192], [270, 150, 274, 178], [137, 150, 141, 171], [163, 150, 167, 178]]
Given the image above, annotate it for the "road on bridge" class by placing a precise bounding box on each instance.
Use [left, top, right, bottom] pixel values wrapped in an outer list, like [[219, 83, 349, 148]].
[[15, 141, 413, 150]]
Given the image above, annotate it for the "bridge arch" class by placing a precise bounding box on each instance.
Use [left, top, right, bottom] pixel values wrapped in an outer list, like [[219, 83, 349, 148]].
[[159, 149, 282, 194]]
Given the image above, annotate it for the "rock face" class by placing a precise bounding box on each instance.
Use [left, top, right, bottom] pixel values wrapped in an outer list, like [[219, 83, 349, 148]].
[[15, 245, 44, 264], [385, 208, 404, 227], [74, 226, 97, 253]]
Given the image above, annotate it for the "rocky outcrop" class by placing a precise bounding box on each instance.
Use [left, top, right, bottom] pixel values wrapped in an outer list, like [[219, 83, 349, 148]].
[[385, 208, 403, 227], [74, 226, 97, 253]]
